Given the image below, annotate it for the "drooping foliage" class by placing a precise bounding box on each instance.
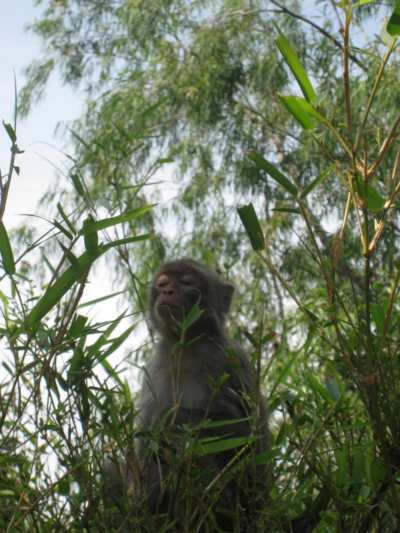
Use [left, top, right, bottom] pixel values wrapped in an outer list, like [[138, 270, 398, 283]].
[[0, 0, 399, 530]]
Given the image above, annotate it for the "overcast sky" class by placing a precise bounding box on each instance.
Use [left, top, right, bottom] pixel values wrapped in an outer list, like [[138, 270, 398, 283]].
[[1, 0, 82, 228]]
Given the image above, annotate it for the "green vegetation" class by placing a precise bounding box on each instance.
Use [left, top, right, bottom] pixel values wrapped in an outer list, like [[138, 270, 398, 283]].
[[1, 0, 400, 530]]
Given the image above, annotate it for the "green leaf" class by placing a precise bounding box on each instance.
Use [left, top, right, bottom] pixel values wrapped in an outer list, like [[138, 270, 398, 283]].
[[277, 95, 314, 130], [196, 436, 256, 455], [387, 0, 400, 36], [78, 205, 156, 234], [67, 347, 85, 384], [11, 249, 103, 340], [52, 219, 73, 240], [237, 203, 265, 251], [354, 0, 376, 6], [70, 172, 85, 197], [56, 202, 76, 235], [87, 311, 127, 358], [352, 449, 366, 483], [82, 215, 99, 254], [100, 359, 125, 389], [274, 26, 316, 103], [248, 151, 298, 196], [367, 185, 386, 212], [300, 164, 337, 199], [101, 324, 136, 360], [68, 314, 88, 338], [366, 455, 386, 489], [252, 448, 280, 466], [262, 331, 277, 344], [0, 222, 15, 275], [57, 240, 79, 267], [0, 490, 15, 497], [381, 17, 395, 46], [101, 234, 152, 252], [78, 289, 125, 308], [182, 298, 204, 331], [268, 350, 299, 399], [141, 96, 169, 120], [353, 177, 386, 211], [58, 478, 70, 496], [306, 372, 335, 405], [371, 303, 385, 335], [333, 448, 349, 487], [2, 121, 16, 143], [278, 95, 324, 131], [325, 377, 341, 401], [272, 207, 301, 214]]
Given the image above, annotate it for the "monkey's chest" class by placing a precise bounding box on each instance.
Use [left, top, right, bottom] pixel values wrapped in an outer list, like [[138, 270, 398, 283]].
[[170, 364, 215, 409], [149, 358, 224, 412]]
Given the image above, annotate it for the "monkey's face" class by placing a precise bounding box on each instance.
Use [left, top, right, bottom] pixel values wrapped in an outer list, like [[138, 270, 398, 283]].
[[151, 268, 201, 328], [149, 259, 235, 340]]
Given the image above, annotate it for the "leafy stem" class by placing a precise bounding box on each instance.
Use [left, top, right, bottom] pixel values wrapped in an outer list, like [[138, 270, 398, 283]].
[[354, 37, 398, 155]]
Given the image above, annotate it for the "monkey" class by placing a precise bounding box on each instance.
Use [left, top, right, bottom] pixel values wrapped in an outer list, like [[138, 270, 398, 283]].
[[103, 259, 270, 531]]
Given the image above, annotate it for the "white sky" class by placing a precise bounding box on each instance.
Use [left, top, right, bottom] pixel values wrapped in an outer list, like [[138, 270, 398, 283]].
[[1, 0, 82, 228]]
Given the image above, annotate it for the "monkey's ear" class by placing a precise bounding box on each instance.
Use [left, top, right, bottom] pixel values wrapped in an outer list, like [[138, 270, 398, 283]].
[[221, 282, 235, 314]]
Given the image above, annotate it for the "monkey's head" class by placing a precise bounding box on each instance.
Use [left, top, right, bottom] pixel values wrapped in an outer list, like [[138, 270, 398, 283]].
[[149, 259, 234, 340]]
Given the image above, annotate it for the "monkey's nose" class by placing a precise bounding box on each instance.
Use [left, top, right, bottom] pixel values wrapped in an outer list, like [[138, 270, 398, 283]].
[[162, 288, 174, 295]]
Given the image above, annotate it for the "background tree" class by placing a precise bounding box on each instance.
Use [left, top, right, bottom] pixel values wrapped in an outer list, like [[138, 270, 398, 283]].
[[0, 0, 399, 530]]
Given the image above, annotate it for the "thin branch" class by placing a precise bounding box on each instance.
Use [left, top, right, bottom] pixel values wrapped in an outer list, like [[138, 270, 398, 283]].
[[342, 5, 354, 146], [354, 37, 398, 155], [226, 1, 365, 69]]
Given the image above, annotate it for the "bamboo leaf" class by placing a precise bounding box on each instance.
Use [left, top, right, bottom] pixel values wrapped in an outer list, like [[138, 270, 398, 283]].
[[196, 436, 257, 455], [56, 202, 77, 235], [53, 219, 73, 240], [248, 151, 298, 197], [300, 164, 337, 199], [78, 289, 125, 308], [141, 97, 169, 120], [70, 173, 85, 197], [237, 203, 265, 251], [181, 298, 204, 330], [102, 234, 152, 252], [325, 377, 341, 401], [87, 310, 128, 358], [272, 207, 301, 214], [306, 372, 335, 405], [387, 0, 400, 36], [101, 325, 136, 359], [3, 121, 16, 142], [278, 95, 314, 130], [82, 215, 99, 254], [274, 26, 316, 103], [367, 185, 386, 212], [0, 222, 15, 275], [354, 0, 375, 6], [278, 95, 324, 131], [78, 205, 156, 235], [371, 303, 385, 335], [11, 249, 103, 340]]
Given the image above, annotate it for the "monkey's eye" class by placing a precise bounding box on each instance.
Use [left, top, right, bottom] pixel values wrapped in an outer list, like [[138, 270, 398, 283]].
[[156, 274, 170, 287], [179, 275, 196, 286]]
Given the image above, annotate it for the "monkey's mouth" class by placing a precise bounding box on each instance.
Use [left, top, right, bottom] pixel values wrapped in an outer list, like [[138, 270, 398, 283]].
[[158, 302, 178, 309], [157, 302, 180, 314], [157, 302, 183, 320]]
